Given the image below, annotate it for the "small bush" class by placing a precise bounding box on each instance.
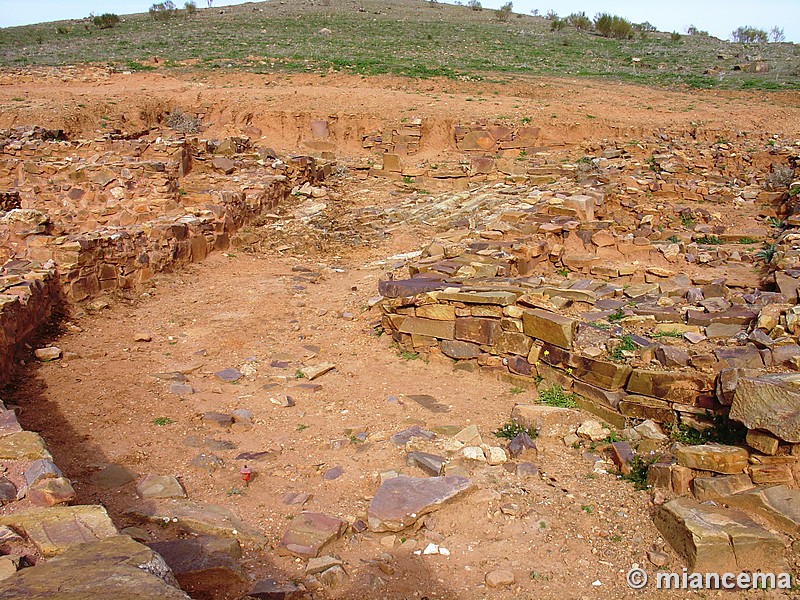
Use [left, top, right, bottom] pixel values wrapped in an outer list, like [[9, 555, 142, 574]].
[[566, 11, 591, 31], [550, 18, 566, 32], [770, 26, 785, 43], [670, 31, 681, 42], [495, 420, 537, 440], [621, 455, 656, 491], [93, 13, 120, 29], [495, 2, 512, 21], [545, 9, 558, 20], [686, 24, 708, 36], [650, 329, 683, 339], [610, 335, 636, 362], [150, 1, 178, 20], [467, 0, 482, 11], [755, 242, 777, 264], [594, 13, 634, 39], [184, 1, 197, 15], [731, 26, 768, 44]]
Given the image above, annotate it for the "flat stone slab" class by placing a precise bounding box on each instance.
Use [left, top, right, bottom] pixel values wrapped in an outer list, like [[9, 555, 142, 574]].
[[0, 431, 52, 461], [0, 477, 17, 505], [724, 485, 800, 536], [90, 464, 137, 489], [693, 473, 754, 502], [125, 499, 268, 548], [0, 505, 118, 557], [298, 363, 336, 380], [521, 309, 576, 350], [278, 512, 346, 558], [367, 475, 474, 533], [653, 497, 786, 572], [137, 475, 187, 499], [730, 377, 800, 443], [675, 444, 749, 474], [214, 368, 243, 382], [0, 535, 189, 599]]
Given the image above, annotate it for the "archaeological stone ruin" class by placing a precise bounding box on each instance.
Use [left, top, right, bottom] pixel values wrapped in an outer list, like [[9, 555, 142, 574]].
[[0, 72, 799, 597]]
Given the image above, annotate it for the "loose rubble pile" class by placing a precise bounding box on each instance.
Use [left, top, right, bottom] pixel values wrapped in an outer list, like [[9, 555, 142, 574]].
[[1, 107, 800, 597]]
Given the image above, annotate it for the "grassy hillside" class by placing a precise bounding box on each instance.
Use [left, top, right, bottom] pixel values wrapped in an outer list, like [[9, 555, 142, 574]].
[[1, 0, 798, 90]]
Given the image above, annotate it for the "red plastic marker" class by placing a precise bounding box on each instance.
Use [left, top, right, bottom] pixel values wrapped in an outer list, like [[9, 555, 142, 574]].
[[240, 465, 252, 487]]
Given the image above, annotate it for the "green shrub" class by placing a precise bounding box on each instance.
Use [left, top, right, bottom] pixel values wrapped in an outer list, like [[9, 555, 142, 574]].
[[594, 13, 634, 39], [610, 335, 635, 362], [755, 242, 777, 264], [670, 31, 681, 42], [566, 11, 591, 31], [184, 1, 197, 15], [769, 27, 785, 43], [621, 455, 656, 490], [550, 18, 566, 32], [150, 1, 177, 20], [495, 420, 537, 440], [731, 26, 768, 44], [467, 0, 482, 11], [93, 13, 120, 29], [495, 2, 512, 21], [686, 25, 708, 36]]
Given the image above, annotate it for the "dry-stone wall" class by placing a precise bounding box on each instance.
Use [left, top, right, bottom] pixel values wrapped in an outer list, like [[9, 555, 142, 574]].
[[0, 126, 320, 385], [378, 147, 800, 455]]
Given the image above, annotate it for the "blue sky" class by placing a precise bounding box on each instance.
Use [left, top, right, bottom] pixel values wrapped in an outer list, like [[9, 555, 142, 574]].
[[0, 0, 797, 43]]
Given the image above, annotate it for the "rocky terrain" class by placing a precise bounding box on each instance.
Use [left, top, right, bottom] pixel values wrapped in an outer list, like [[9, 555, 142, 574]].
[[0, 66, 798, 599]]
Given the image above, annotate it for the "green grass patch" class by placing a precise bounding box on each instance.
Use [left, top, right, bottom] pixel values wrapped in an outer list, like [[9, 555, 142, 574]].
[[694, 235, 722, 245], [538, 384, 578, 409], [650, 329, 683, 339]]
